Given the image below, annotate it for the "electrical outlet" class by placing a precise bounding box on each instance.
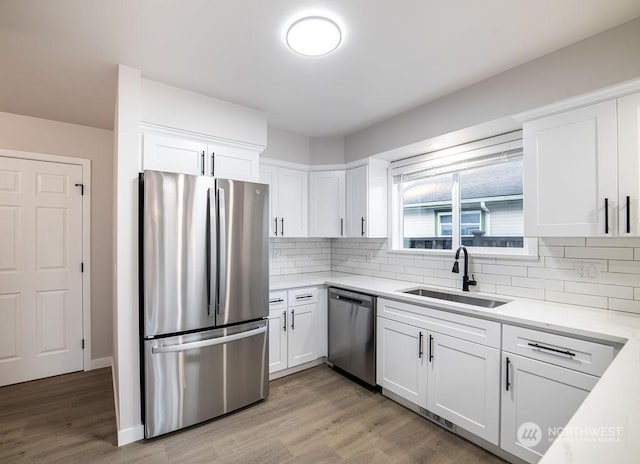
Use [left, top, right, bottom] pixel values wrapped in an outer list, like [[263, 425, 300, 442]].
[[574, 261, 600, 281]]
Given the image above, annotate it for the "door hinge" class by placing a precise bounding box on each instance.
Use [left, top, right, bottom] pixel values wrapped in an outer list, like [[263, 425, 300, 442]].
[[75, 183, 84, 195], [82, 339, 85, 349], [81, 262, 84, 273]]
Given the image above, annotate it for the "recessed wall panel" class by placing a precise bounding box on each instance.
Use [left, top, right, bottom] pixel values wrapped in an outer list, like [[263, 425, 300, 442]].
[[37, 290, 67, 354], [36, 207, 67, 270]]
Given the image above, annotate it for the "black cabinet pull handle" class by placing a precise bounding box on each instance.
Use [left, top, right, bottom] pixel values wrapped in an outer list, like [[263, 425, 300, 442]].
[[269, 298, 284, 304], [281, 218, 284, 236], [274, 217, 278, 236], [291, 309, 295, 330], [418, 332, 423, 358], [527, 342, 576, 357], [428, 335, 434, 362], [505, 357, 511, 391], [340, 217, 344, 236], [604, 198, 609, 234], [283, 311, 287, 332], [296, 294, 313, 300], [361, 217, 365, 236], [627, 195, 631, 234], [211, 152, 215, 176], [201, 151, 205, 175]]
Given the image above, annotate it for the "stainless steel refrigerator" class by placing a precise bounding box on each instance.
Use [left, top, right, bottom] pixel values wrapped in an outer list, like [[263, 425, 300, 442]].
[[140, 170, 269, 438]]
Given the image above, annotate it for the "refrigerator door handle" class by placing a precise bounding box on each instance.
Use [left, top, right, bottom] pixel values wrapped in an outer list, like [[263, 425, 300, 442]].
[[208, 188, 217, 316], [151, 326, 267, 354], [216, 186, 227, 316]]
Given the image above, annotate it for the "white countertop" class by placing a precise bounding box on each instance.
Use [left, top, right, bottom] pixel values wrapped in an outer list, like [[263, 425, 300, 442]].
[[270, 271, 640, 464]]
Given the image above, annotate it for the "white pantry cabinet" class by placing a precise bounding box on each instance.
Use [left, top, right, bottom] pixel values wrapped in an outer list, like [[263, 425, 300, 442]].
[[500, 353, 598, 463], [259, 165, 308, 237], [345, 162, 388, 238], [309, 170, 346, 237], [376, 317, 427, 408], [426, 332, 500, 445], [523, 100, 618, 237], [142, 132, 260, 181], [618, 92, 640, 236]]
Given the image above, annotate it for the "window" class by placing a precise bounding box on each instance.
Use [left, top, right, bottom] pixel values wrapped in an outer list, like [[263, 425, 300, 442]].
[[392, 134, 535, 255]]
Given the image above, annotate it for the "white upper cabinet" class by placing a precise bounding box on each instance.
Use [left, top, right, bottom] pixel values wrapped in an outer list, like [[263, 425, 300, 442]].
[[309, 170, 345, 237], [523, 100, 618, 237], [345, 162, 388, 238], [142, 133, 207, 176], [141, 132, 260, 181], [259, 164, 308, 237], [618, 92, 640, 236], [207, 142, 259, 182]]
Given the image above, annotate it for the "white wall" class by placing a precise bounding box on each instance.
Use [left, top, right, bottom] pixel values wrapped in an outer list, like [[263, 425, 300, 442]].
[[140, 78, 267, 147], [0, 111, 113, 361], [345, 17, 640, 162], [310, 136, 345, 165], [262, 126, 311, 164], [113, 64, 143, 445]]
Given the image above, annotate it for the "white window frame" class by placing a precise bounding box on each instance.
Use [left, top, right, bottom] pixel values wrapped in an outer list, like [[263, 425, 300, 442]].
[[389, 133, 538, 258]]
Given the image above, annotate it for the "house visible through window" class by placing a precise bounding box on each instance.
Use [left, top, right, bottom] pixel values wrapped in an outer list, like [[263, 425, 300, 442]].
[[393, 134, 529, 253]]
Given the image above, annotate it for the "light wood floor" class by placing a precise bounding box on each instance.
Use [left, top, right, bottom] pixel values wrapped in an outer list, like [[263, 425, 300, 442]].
[[0, 365, 506, 463]]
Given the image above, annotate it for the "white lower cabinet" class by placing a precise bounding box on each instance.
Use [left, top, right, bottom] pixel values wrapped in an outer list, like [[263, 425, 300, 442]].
[[377, 317, 427, 408], [500, 352, 598, 463], [288, 304, 317, 367], [268, 287, 323, 376], [427, 332, 500, 445]]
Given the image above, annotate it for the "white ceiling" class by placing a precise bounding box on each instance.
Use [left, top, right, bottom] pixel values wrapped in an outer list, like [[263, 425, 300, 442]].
[[1, 1, 639, 137]]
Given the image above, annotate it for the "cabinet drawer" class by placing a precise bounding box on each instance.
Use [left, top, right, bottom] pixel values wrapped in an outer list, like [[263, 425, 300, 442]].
[[269, 291, 287, 310], [288, 287, 318, 307], [378, 298, 501, 348], [502, 325, 614, 377]]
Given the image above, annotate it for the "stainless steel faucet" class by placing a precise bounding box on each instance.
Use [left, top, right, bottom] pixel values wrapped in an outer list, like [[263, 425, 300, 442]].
[[452, 246, 477, 291]]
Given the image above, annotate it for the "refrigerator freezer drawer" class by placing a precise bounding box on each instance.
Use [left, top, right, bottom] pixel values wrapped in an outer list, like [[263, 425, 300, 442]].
[[144, 320, 269, 438]]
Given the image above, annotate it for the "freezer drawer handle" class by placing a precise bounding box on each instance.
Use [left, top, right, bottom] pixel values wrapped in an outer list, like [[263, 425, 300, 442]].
[[527, 342, 576, 357], [151, 326, 267, 354]]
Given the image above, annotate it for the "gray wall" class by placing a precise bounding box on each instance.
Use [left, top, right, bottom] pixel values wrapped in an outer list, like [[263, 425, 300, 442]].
[[345, 17, 640, 162]]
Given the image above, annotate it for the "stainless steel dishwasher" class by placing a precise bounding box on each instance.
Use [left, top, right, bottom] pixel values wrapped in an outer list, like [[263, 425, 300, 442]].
[[328, 287, 376, 386]]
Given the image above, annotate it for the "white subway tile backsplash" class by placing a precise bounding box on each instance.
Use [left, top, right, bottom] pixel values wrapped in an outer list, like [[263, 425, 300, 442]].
[[565, 246, 633, 260], [564, 281, 634, 299], [586, 237, 640, 248], [540, 237, 586, 247], [608, 260, 640, 274], [545, 290, 608, 309], [608, 298, 640, 314], [270, 237, 640, 315]]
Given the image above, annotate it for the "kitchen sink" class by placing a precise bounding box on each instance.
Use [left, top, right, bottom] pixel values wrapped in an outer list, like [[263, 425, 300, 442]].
[[401, 288, 508, 308]]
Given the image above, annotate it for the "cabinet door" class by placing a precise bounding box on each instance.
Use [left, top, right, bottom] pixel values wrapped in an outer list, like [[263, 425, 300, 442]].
[[259, 165, 278, 237], [268, 309, 288, 374], [500, 353, 598, 463], [208, 143, 259, 182], [426, 332, 500, 445], [376, 317, 427, 409], [142, 133, 206, 176], [288, 304, 317, 367], [309, 171, 345, 237], [523, 100, 618, 236], [277, 168, 308, 237], [346, 165, 368, 237], [618, 92, 640, 236]]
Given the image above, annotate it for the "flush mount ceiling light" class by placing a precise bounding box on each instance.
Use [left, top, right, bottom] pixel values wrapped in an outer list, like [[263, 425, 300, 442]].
[[286, 16, 342, 57]]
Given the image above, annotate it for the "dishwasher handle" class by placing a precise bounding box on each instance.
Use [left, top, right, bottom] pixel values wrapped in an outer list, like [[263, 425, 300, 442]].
[[335, 294, 365, 306]]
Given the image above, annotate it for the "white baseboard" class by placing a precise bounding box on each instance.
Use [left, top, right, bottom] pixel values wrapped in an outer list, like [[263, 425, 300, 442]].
[[117, 424, 144, 447], [90, 356, 113, 370]]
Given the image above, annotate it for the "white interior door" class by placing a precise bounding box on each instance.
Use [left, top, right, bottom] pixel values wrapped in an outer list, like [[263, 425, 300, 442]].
[[0, 156, 84, 386]]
